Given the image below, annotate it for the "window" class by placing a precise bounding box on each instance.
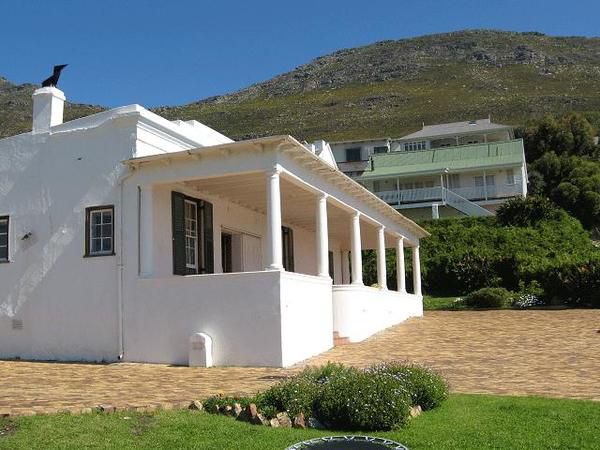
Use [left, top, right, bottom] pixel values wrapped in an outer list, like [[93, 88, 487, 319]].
[[172, 192, 214, 275], [0, 216, 8, 262], [404, 141, 427, 151], [346, 147, 362, 162], [448, 174, 460, 189], [506, 169, 515, 185], [474, 176, 484, 187], [184, 200, 198, 270], [85, 206, 114, 256], [373, 146, 388, 154], [221, 232, 233, 273], [486, 175, 495, 186], [282, 226, 295, 272]]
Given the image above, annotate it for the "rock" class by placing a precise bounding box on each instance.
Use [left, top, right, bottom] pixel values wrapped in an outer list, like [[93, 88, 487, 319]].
[[308, 417, 325, 429], [256, 413, 270, 426], [240, 403, 260, 424], [97, 404, 116, 413], [276, 412, 292, 428], [189, 400, 203, 411], [224, 405, 233, 416], [410, 405, 422, 418], [0, 411, 10, 418], [233, 403, 243, 417], [269, 417, 280, 427], [293, 412, 306, 429]]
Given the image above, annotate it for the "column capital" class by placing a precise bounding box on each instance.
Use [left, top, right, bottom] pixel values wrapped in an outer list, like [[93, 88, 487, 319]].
[[317, 192, 329, 201], [351, 210, 361, 219], [267, 164, 282, 177], [396, 234, 405, 242]]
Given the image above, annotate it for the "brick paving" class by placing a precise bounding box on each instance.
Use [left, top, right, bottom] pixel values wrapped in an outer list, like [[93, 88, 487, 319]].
[[1, 310, 599, 416]]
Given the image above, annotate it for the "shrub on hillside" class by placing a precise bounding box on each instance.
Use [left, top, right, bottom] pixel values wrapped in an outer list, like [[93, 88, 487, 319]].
[[535, 257, 600, 307], [313, 369, 411, 431], [463, 287, 513, 308], [367, 361, 449, 411], [496, 196, 564, 227]]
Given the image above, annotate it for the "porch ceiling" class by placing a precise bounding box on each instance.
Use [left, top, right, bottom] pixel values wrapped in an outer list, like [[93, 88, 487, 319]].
[[182, 172, 397, 249]]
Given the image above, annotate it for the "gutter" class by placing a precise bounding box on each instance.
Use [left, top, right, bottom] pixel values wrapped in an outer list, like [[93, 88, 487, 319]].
[[116, 167, 136, 360]]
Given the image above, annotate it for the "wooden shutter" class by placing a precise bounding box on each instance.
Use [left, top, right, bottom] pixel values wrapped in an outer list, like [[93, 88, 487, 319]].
[[171, 191, 186, 275], [282, 226, 295, 272], [202, 200, 214, 274]]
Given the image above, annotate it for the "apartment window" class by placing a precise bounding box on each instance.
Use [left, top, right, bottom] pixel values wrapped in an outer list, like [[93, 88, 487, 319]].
[[0, 216, 8, 262], [404, 141, 427, 151], [448, 174, 460, 189], [346, 147, 362, 162], [172, 192, 214, 275], [85, 206, 114, 256], [475, 175, 495, 187], [506, 169, 515, 185], [474, 176, 484, 187], [282, 226, 295, 272], [373, 146, 388, 154]]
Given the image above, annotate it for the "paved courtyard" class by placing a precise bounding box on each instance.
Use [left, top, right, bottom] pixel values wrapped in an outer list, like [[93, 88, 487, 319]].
[[1, 310, 599, 416]]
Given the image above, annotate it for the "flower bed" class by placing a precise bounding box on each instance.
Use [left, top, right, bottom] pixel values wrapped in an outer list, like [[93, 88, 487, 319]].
[[199, 362, 448, 432]]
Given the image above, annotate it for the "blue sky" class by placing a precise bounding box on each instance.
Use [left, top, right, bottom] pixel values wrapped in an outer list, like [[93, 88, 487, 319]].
[[2, 0, 599, 107]]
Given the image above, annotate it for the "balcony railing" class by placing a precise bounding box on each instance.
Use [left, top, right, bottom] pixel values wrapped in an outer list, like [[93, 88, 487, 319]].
[[375, 180, 524, 216], [376, 180, 523, 205]]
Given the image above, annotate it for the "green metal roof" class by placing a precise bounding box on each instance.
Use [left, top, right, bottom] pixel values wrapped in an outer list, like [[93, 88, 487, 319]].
[[357, 139, 525, 180]]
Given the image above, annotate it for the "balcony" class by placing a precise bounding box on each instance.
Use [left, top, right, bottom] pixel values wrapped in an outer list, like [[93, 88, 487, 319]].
[[375, 180, 525, 217]]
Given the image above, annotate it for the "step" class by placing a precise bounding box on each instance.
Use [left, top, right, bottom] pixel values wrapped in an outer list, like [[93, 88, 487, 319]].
[[333, 331, 350, 346]]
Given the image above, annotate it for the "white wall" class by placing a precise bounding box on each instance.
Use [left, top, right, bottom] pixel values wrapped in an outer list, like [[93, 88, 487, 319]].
[[279, 272, 333, 367], [333, 285, 422, 342], [0, 123, 133, 361], [124, 271, 284, 366]]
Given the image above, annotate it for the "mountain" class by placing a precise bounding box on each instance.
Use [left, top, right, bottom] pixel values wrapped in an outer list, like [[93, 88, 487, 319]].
[[3, 30, 600, 141], [0, 77, 103, 138]]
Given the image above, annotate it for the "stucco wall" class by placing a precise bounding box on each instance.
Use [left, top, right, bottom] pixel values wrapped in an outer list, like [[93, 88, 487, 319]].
[[332, 285, 423, 342], [0, 124, 133, 361]]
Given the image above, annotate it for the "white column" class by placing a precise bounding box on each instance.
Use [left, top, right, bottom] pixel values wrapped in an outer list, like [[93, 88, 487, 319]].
[[316, 193, 329, 277], [412, 245, 422, 296], [376, 226, 387, 289], [139, 185, 154, 277], [350, 212, 363, 285], [396, 236, 406, 294], [265, 166, 283, 270], [341, 250, 350, 284]]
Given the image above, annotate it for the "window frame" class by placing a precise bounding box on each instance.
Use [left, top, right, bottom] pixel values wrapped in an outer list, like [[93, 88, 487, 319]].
[[85, 205, 115, 257], [0, 216, 9, 263], [345, 147, 362, 162]]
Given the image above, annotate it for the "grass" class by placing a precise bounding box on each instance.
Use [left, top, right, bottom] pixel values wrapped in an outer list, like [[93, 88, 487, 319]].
[[1, 394, 598, 449], [424, 295, 461, 310]]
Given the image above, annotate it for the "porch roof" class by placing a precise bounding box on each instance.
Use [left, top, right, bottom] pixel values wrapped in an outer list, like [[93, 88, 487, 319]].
[[357, 139, 525, 180], [125, 135, 429, 239]]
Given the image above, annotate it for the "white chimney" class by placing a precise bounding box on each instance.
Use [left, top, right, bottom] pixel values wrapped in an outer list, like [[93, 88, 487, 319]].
[[32, 87, 65, 133]]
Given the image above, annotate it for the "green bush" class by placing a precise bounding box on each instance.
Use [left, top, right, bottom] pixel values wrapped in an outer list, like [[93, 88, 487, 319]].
[[463, 287, 513, 308], [255, 363, 350, 418], [313, 368, 411, 431], [496, 196, 564, 227], [368, 362, 449, 411]]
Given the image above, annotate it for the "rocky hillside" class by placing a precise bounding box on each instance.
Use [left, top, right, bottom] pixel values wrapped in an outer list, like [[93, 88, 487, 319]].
[[0, 77, 103, 138], [3, 30, 600, 140]]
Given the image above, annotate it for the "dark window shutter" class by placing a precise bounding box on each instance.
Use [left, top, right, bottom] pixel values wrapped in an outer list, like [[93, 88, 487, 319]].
[[171, 191, 186, 275], [202, 200, 214, 274], [282, 226, 295, 272]]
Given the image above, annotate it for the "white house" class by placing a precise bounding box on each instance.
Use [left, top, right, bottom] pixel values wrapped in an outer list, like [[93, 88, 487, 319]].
[[0, 86, 428, 368], [331, 119, 528, 219]]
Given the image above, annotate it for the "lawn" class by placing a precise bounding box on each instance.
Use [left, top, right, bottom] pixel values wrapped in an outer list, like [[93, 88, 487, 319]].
[[423, 295, 459, 310], [1, 394, 599, 449]]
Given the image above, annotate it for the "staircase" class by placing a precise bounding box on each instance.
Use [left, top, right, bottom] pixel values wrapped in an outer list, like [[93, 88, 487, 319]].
[[443, 188, 493, 217], [333, 331, 350, 346]]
